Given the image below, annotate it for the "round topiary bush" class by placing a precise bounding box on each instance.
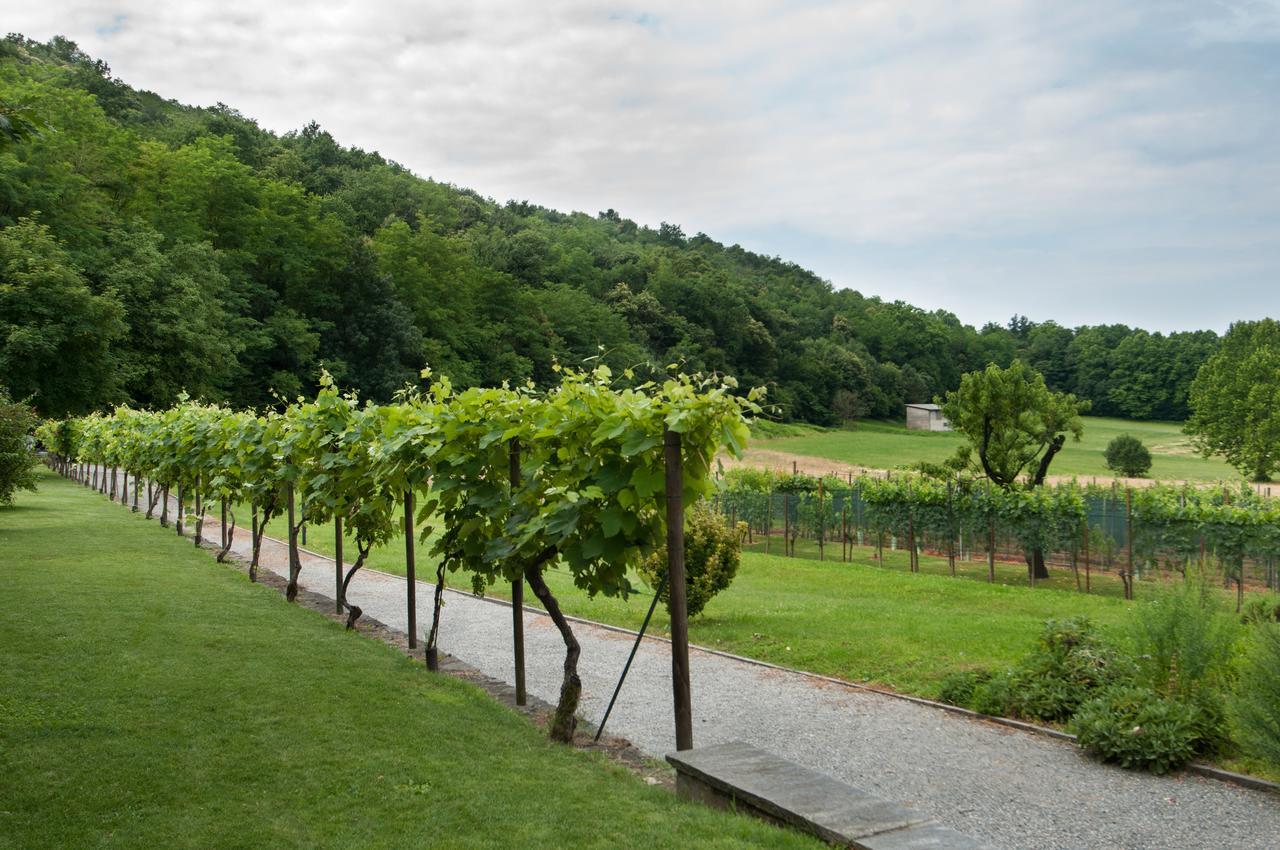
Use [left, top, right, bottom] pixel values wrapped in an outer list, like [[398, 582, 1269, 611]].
[[639, 502, 743, 617], [1104, 434, 1152, 477]]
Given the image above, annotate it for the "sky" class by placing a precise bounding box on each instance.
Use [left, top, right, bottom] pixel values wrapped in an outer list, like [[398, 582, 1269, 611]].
[[9, 1, 1280, 333]]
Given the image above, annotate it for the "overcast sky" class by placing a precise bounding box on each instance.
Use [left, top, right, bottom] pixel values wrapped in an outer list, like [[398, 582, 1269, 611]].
[[10, 1, 1280, 332]]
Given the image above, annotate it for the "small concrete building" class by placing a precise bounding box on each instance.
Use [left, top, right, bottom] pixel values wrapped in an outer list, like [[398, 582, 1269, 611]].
[[905, 403, 950, 432]]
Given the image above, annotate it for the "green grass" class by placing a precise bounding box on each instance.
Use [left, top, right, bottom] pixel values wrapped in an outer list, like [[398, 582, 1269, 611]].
[[0, 469, 818, 850], [756, 416, 1241, 482]]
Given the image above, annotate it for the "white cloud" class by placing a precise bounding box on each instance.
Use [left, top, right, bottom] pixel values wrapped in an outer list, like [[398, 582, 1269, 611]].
[[6, 1, 1279, 331]]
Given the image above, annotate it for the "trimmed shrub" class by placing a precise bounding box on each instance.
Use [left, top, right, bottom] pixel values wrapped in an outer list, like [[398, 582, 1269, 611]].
[[1104, 434, 1152, 477], [1231, 624, 1280, 771], [1070, 685, 1212, 774], [639, 503, 743, 617]]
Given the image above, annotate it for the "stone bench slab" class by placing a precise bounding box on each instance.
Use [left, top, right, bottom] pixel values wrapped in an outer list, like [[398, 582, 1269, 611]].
[[667, 741, 985, 849]]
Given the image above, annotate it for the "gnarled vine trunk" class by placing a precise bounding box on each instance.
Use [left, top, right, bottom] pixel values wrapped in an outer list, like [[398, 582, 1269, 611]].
[[217, 504, 236, 562], [340, 541, 372, 630], [524, 552, 579, 743], [426, 560, 447, 671]]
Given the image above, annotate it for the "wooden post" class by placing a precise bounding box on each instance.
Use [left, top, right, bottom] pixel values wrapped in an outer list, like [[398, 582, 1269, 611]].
[[783, 493, 790, 556], [987, 514, 996, 583], [1125, 488, 1134, 600], [334, 515, 344, 614], [665, 428, 693, 752], [132, 473, 140, 512], [510, 439, 527, 706], [176, 485, 185, 536], [194, 475, 203, 546], [405, 491, 417, 649], [817, 481, 825, 562], [765, 491, 772, 555], [1084, 523, 1091, 593]]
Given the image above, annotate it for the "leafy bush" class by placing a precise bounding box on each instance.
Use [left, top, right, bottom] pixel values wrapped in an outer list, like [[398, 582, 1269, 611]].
[[1069, 685, 1212, 774], [1241, 595, 1280, 625], [1006, 617, 1134, 722], [1104, 434, 1152, 477], [1128, 574, 1239, 702], [1231, 624, 1280, 770], [936, 669, 991, 707], [969, 672, 1016, 717], [639, 503, 743, 617], [0, 387, 39, 506]]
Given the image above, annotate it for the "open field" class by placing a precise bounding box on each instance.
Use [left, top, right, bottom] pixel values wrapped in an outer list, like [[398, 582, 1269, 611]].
[[744, 417, 1243, 483], [0, 470, 815, 850]]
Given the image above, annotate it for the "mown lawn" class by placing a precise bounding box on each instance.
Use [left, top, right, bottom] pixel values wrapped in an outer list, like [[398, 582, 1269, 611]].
[[0, 469, 818, 850], [754, 416, 1241, 482]]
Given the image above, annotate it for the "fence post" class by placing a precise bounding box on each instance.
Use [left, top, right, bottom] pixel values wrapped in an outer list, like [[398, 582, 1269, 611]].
[[510, 438, 527, 707], [783, 493, 791, 556], [405, 490, 417, 650], [194, 475, 203, 546], [817, 481, 825, 562], [665, 427, 693, 752], [334, 515, 344, 615], [176, 485, 185, 536], [1125, 488, 1134, 600]]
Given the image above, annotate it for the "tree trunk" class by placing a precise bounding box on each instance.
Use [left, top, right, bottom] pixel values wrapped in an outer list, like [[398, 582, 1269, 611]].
[[525, 556, 578, 743], [340, 541, 371, 630], [426, 560, 447, 671], [286, 485, 302, 602], [217, 505, 236, 562], [1027, 549, 1050, 580]]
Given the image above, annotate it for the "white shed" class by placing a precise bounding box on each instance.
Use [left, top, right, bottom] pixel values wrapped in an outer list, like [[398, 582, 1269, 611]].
[[905, 403, 950, 432]]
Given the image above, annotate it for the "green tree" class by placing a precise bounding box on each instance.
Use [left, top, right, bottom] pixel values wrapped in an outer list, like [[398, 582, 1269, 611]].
[[940, 360, 1088, 578], [0, 218, 125, 415], [1186, 319, 1280, 482], [0, 385, 38, 504], [1104, 434, 1152, 477]]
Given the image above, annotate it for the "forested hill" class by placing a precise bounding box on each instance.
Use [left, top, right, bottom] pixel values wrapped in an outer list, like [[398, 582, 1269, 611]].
[[0, 36, 1220, 422]]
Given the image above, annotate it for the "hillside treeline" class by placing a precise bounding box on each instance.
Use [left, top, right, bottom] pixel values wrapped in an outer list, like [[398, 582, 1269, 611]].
[[0, 36, 1218, 422]]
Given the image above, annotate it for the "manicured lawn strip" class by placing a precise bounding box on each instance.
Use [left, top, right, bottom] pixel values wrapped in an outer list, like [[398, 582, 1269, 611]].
[[0, 470, 817, 850], [757, 417, 1239, 482]]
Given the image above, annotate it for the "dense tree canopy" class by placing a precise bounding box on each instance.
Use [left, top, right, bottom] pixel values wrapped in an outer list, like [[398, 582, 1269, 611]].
[[1186, 319, 1280, 482], [0, 36, 1222, 421]]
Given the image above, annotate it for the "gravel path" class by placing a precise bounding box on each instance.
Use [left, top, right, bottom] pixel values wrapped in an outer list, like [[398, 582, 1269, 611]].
[[100, 471, 1280, 849]]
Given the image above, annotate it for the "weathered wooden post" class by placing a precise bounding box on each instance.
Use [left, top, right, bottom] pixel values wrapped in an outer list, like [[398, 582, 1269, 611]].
[[176, 485, 185, 536], [405, 490, 417, 650], [664, 427, 693, 752], [1125, 488, 1134, 600], [510, 439, 527, 706], [194, 475, 203, 546], [334, 515, 344, 614]]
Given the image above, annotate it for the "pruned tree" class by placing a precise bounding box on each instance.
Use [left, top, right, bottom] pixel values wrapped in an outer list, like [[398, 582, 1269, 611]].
[[940, 360, 1088, 579]]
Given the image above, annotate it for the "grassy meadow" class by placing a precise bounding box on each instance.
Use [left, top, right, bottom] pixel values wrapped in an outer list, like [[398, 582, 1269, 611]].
[[750, 416, 1241, 483]]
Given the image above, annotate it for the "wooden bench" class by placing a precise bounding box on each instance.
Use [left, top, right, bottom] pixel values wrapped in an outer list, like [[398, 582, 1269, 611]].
[[667, 742, 985, 849]]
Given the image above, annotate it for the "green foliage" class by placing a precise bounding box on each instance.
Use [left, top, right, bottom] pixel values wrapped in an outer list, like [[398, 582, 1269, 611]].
[[1231, 625, 1280, 770], [0, 386, 38, 504], [969, 672, 1017, 717], [1240, 595, 1280, 626], [1069, 685, 1213, 774], [936, 669, 992, 707], [0, 36, 1221, 425], [1127, 574, 1240, 703], [940, 360, 1089, 488], [638, 503, 744, 617], [1187, 318, 1280, 482], [1005, 618, 1135, 723], [1103, 434, 1152, 477]]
